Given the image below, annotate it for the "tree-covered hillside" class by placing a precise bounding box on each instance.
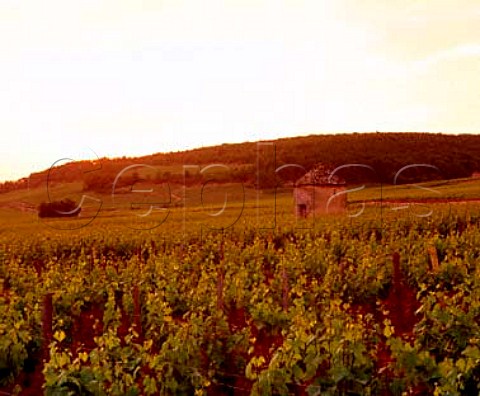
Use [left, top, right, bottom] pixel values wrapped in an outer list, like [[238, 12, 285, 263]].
[[2, 132, 480, 193]]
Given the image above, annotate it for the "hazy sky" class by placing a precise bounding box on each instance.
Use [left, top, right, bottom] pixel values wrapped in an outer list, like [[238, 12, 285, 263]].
[[1, 0, 480, 182]]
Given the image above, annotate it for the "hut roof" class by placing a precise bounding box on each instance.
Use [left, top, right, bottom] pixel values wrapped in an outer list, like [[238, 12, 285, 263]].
[[296, 164, 346, 186]]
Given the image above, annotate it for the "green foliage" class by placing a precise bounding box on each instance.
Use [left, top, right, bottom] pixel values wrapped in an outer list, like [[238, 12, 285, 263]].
[[2, 199, 480, 395], [5, 132, 480, 194]]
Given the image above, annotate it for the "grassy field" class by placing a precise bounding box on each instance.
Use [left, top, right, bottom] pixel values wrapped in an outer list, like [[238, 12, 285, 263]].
[[2, 176, 480, 240], [349, 177, 480, 202]]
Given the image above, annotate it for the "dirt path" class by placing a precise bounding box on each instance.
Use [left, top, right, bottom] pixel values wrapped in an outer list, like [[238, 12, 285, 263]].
[[354, 197, 480, 205]]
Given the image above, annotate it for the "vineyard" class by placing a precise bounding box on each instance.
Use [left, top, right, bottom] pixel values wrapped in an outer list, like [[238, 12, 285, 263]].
[[0, 193, 480, 395]]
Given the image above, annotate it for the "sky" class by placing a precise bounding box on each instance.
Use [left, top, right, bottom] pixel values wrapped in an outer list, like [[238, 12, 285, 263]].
[[1, 0, 479, 182]]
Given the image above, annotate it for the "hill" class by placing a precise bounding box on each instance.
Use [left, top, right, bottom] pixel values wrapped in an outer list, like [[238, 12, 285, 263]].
[[2, 132, 480, 194]]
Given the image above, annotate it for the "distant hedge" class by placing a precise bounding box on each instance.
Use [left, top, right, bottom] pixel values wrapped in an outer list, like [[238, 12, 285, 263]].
[[38, 199, 81, 218]]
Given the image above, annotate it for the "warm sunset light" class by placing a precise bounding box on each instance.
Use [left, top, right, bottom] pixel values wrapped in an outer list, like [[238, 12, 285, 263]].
[[3, 3, 480, 394], [1, 0, 479, 181]]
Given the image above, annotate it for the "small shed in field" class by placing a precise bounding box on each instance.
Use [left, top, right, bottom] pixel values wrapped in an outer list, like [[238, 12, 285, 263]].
[[293, 164, 347, 217]]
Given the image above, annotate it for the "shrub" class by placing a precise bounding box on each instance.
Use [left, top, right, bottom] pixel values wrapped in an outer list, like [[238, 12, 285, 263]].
[[38, 199, 81, 218]]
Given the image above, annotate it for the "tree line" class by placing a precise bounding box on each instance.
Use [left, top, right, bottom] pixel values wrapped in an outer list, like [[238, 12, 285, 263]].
[[2, 132, 480, 193]]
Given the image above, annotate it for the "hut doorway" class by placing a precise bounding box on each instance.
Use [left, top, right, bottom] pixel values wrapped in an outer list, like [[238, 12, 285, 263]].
[[297, 203, 307, 218]]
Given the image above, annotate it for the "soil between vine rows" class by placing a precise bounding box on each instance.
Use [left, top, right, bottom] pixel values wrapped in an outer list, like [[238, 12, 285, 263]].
[[0, 275, 423, 396]]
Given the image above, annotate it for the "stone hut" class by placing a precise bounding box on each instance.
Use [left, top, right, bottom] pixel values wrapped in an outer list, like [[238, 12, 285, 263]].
[[293, 164, 347, 217]]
